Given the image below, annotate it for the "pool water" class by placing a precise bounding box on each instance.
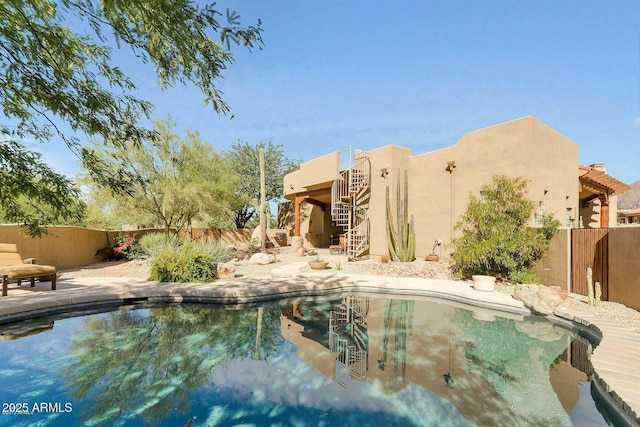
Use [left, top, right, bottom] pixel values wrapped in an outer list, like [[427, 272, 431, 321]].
[[0, 294, 612, 426]]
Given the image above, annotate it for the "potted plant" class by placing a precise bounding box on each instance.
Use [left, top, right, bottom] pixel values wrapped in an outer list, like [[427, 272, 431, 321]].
[[472, 274, 496, 292], [308, 255, 329, 270], [425, 239, 442, 262]]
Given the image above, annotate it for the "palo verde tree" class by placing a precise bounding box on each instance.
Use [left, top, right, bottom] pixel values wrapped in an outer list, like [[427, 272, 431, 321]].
[[451, 175, 560, 283], [83, 117, 237, 234], [226, 140, 298, 228], [0, 0, 262, 233]]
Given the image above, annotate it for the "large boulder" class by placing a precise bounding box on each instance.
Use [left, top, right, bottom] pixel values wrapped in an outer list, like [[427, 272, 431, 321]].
[[217, 262, 236, 279], [249, 252, 274, 265], [514, 284, 564, 316]]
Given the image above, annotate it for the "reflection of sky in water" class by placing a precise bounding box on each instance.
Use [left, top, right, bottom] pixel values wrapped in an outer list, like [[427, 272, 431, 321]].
[[0, 298, 612, 427]]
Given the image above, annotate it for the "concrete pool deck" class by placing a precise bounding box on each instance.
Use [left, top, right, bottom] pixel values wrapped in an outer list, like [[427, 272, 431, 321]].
[[0, 268, 638, 425]]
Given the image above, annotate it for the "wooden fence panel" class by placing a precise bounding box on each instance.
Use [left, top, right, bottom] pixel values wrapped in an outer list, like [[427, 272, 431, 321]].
[[571, 229, 608, 299]]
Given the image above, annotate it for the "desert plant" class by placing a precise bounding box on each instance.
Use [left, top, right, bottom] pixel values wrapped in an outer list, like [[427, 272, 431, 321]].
[[508, 268, 539, 284], [139, 232, 182, 257], [451, 175, 560, 281], [385, 169, 416, 262], [149, 241, 232, 282]]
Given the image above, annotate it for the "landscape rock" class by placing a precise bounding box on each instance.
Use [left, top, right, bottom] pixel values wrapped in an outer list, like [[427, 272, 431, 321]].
[[514, 284, 564, 316], [217, 262, 236, 279], [249, 252, 274, 265]]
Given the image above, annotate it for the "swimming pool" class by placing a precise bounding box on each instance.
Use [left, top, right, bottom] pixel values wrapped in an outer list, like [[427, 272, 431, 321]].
[[0, 293, 613, 426]]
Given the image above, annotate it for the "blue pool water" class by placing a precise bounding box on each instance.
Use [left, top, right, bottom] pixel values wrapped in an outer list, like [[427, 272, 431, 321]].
[[0, 294, 613, 426]]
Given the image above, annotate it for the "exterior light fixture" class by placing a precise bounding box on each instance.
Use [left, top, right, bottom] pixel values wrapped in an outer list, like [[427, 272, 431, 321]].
[[432, 239, 442, 254], [446, 161, 456, 172]]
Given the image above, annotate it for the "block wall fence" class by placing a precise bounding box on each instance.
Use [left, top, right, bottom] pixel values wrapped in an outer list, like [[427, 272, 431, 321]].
[[0, 225, 252, 270]]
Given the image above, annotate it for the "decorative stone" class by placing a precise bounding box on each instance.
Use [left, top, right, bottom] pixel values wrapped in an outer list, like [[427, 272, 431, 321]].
[[248, 253, 274, 265], [217, 262, 235, 279], [514, 284, 564, 316], [549, 286, 568, 301]]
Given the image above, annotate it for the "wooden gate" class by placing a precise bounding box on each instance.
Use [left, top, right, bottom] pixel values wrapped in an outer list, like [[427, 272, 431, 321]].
[[571, 229, 609, 299]]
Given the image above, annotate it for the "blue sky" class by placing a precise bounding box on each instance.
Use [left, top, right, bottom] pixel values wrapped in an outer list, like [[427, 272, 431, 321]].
[[33, 1, 640, 185]]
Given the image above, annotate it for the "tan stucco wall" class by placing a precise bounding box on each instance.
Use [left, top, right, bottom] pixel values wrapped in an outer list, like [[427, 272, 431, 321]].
[[364, 145, 413, 257], [608, 227, 640, 311], [0, 225, 110, 269], [531, 229, 571, 290], [283, 151, 340, 199], [280, 116, 580, 259], [0, 225, 253, 270]]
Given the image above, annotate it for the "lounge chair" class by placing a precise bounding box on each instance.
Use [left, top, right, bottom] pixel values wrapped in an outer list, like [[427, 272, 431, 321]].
[[0, 244, 57, 296]]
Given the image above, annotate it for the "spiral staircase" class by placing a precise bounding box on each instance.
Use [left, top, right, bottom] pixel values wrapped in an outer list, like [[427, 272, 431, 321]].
[[329, 295, 369, 386], [330, 155, 371, 260]]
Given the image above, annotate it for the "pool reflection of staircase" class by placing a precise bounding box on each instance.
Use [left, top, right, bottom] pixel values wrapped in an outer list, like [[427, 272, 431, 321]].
[[329, 296, 369, 387]]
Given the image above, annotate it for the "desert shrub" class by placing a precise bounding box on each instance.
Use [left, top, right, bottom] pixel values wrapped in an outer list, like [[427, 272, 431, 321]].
[[508, 268, 539, 284], [140, 232, 182, 257], [97, 233, 145, 261], [149, 241, 232, 282], [451, 176, 560, 281]]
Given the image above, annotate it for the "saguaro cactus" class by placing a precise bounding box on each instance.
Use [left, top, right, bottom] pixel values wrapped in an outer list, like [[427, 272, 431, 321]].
[[385, 170, 416, 262], [587, 267, 594, 306], [595, 282, 602, 307]]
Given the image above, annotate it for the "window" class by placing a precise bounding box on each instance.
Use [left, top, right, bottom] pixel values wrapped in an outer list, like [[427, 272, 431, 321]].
[[534, 201, 545, 227], [565, 208, 573, 228]]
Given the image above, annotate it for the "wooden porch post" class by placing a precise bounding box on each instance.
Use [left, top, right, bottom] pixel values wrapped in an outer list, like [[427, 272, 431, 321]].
[[294, 195, 305, 237], [599, 195, 610, 228]]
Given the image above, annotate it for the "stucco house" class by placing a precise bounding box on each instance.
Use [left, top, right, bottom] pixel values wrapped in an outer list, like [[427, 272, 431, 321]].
[[618, 208, 640, 225], [280, 116, 629, 260]]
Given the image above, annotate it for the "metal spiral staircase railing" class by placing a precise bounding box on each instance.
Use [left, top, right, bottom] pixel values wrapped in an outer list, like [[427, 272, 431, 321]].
[[329, 295, 369, 386], [330, 156, 370, 259]]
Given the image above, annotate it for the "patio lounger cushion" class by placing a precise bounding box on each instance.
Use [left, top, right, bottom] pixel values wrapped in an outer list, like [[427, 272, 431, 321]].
[[0, 244, 57, 296]]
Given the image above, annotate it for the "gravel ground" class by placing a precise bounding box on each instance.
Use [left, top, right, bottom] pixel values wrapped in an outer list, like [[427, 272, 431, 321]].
[[62, 248, 640, 334]]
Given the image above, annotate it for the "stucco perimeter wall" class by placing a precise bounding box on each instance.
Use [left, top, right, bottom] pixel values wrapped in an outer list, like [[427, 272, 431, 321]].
[[283, 151, 339, 198], [0, 225, 253, 270], [608, 227, 640, 311], [365, 145, 413, 257], [0, 225, 110, 269], [408, 116, 579, 259]]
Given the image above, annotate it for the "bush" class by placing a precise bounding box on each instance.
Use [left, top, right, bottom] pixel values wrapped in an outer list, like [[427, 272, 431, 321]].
[[149, 241, 232, 282], [140, 232, 181, 257], [113, 234, 145, 260], [97, 233, 145, 261], [509, 268, 539, 284], [451, 176, 560, 281]]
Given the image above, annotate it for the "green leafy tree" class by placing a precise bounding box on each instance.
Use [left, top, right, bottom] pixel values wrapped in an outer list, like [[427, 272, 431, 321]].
[[226, 140, 299, 228], [0, 140, 85, 236], [451, 175, 560, 282], [83, 117, 237, 234], [1, 0, 262, 232]]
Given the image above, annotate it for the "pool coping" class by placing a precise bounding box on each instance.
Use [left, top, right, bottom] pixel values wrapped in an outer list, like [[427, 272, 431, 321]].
[[0, 271, 638, 426]]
